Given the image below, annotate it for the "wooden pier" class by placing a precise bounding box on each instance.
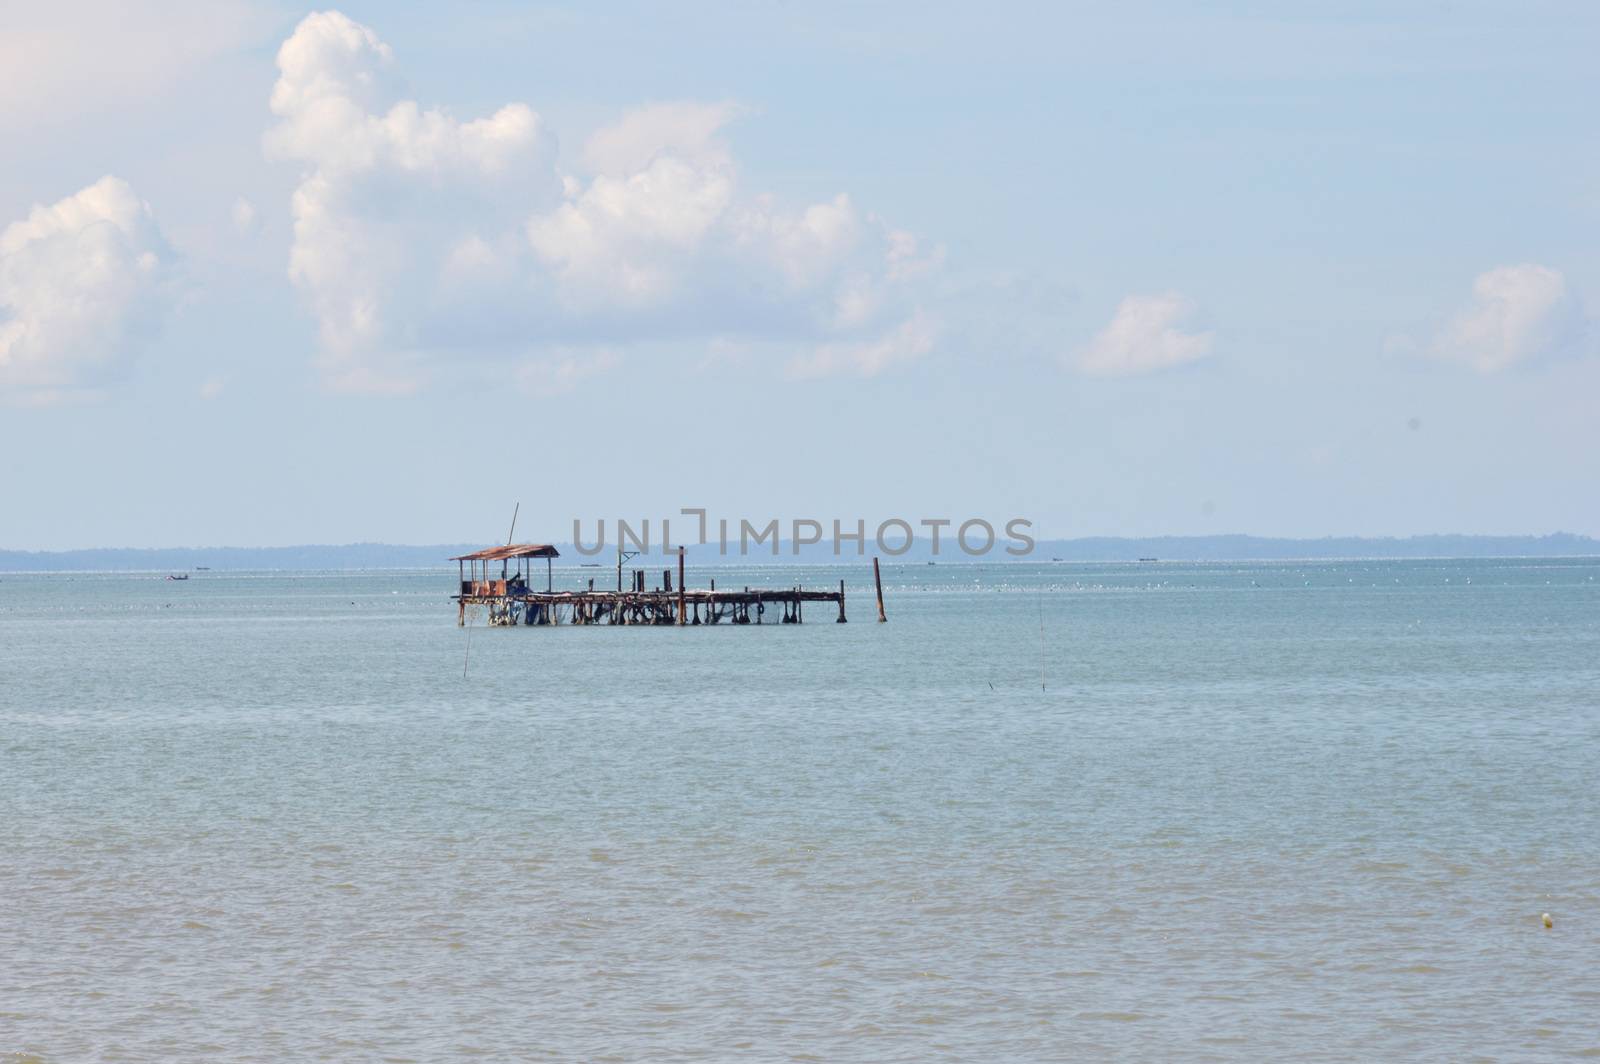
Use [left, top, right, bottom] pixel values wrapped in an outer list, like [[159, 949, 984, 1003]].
[[452, 544, 847, 627]]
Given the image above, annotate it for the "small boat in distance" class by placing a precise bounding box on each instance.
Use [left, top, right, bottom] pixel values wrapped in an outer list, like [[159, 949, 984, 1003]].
[[165, 574, 189, 581], [1138, 557, 1158, 562]]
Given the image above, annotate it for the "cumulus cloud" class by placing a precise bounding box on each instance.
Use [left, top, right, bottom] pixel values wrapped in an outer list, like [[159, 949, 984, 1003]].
[[266, 11, 937, 392], [266, 10, 557, 392], [528, 149, 735, 311], [1074, 292, 1213, 376], [1428, 264, 1582, 372], [0, 176, 171, 402]]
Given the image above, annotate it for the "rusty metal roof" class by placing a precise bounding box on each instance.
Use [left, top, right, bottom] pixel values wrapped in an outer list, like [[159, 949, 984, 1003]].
[[451, 543, 561, 561]]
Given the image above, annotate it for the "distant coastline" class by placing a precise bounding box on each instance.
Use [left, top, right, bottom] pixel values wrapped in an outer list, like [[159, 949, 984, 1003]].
[[3, 533, 1598, 572]]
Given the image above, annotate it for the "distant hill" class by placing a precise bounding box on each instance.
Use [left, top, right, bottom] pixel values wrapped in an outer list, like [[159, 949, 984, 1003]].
[[1027, 533, 1600, 562], [3, 533, 1598, 571], [0, 543, 483, 572]]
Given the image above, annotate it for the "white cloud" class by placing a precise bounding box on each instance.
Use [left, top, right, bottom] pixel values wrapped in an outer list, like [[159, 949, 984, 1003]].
[[266, 11, 937, 392], [266, 10, 558, 393], [732, 193, 864, 291], [528, 154, 735, 310], [0, 176, 171, 402], [1075, 292, 1214, 376], [533, 97, 940, 361], [530, 109, 939, 371], [1428, 264, 1582, 372]]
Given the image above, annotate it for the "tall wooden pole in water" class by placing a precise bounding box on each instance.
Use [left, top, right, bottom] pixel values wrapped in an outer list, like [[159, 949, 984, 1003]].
[[677, 546, 686, 625], [873, 556, 887, 622]]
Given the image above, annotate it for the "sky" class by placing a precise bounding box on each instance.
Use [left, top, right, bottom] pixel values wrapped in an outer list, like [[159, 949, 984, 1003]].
[[2, 0, 1597, 550]]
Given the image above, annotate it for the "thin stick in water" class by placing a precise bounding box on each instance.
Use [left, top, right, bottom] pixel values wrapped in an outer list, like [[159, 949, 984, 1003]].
[[1038, 591, 1046, 691]]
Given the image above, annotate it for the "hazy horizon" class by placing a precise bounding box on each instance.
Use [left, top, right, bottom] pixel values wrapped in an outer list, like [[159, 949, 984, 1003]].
[[7, 530, 1598, 571]]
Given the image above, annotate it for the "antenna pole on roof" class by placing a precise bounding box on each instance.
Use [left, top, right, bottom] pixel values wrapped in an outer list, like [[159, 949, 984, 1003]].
[[465, 502, 520, 681], [502, 502, 520, 581]]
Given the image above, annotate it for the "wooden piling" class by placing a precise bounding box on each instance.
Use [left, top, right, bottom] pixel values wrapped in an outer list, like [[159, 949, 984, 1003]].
[[874, 556, 887, 622], [677, 546, 686, 625]]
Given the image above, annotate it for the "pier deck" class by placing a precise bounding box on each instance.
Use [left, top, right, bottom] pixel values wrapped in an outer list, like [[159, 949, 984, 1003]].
[[458, 586, 846, 626], [451, 543, 847, 627]]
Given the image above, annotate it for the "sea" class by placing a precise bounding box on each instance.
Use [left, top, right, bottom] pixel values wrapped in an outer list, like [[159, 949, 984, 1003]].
[[2, 558, 1597, 1061]]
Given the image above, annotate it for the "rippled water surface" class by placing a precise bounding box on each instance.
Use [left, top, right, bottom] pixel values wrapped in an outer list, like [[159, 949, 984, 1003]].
[[3, 559, 1598, 1061]]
